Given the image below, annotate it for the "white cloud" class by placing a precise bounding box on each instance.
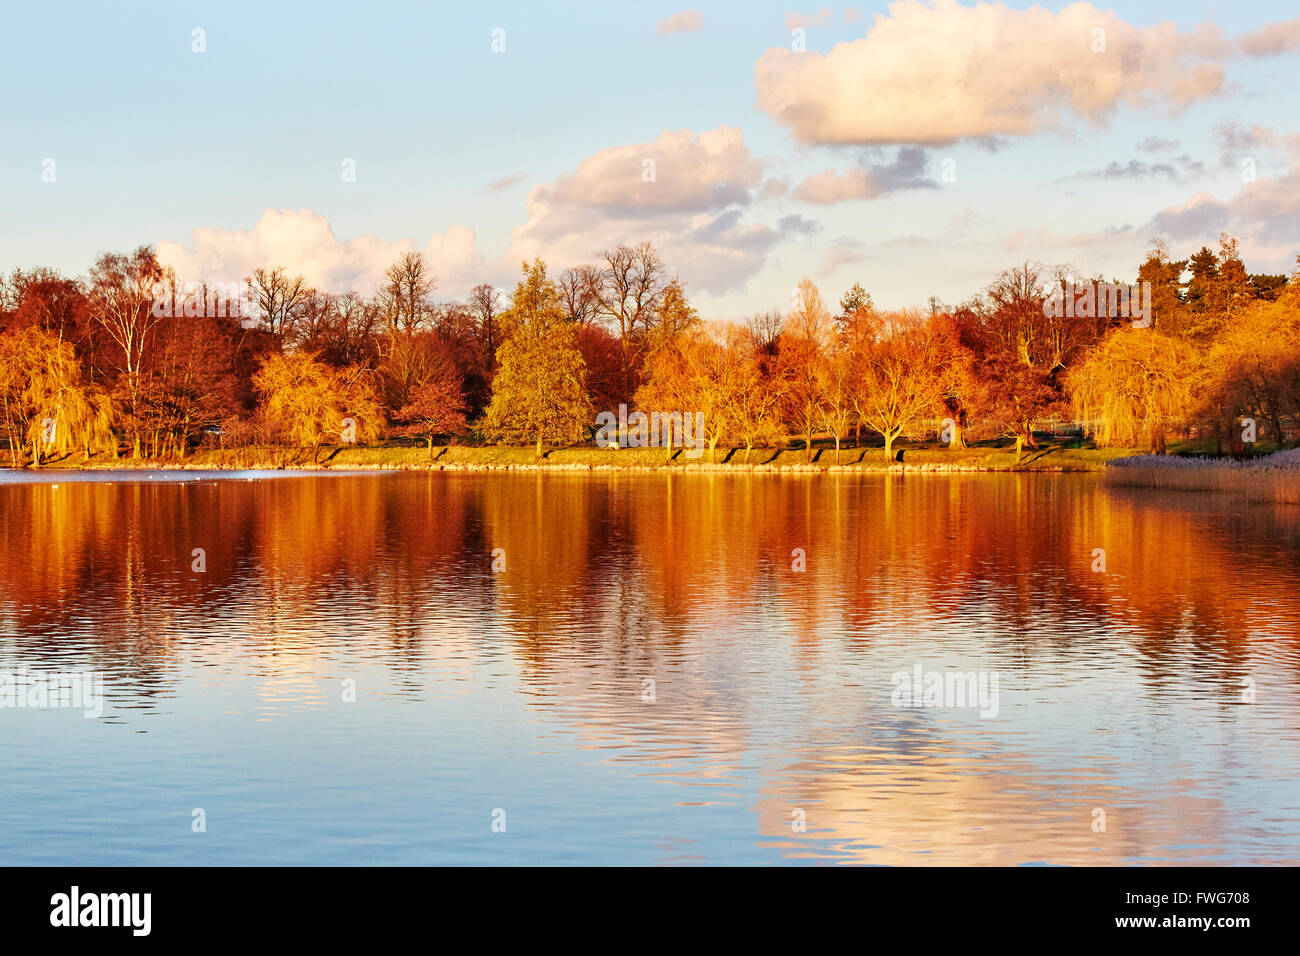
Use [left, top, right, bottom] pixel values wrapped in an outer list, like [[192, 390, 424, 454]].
[[1213, 121, 1300, 155], [786, 7, 833, 30], [516, 126, 761, 239], [756, 0, 1229, 145], [510, 126, 801, 294], [156, 208, 485, 299], [794, 147, 935, 203], [1021, 155, 1300, 272], [656, 10, 706, 35], [1151, 166, 1300, 261], [821, 238, 868, 273], [1238, 17, 1300, 56], [487, 172, 527, 191], [1149, 193, 1231, 239]]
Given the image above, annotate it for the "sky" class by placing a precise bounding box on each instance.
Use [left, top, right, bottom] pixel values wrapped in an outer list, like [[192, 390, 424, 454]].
[[2, 0, 1298, 318]]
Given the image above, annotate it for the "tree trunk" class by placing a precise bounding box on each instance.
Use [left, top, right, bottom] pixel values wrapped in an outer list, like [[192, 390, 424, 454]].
[[428, 435, 435, 460], [884, 431, 894, 461]]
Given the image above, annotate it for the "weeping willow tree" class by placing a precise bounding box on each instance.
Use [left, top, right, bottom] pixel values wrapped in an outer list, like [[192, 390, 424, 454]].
[[1067, 327, 1195, 453], [252, 351, 384, 462], [0, 326, 116, 466]]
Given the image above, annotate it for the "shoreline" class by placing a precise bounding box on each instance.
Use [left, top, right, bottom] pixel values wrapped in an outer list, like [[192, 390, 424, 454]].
[[2, 441, 1121, 475], [7, 443, 1296, 503]]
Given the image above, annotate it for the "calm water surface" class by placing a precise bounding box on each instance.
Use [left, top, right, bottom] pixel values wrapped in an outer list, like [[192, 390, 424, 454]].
[[2, 470, 1298, 865]]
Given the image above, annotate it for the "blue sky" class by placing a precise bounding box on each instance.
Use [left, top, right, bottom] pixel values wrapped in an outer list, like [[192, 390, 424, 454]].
[[2, 1, 1298, 317]]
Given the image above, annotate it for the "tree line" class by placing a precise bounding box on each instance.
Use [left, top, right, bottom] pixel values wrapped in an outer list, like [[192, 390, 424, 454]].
[[1, 235, 1297, 466]]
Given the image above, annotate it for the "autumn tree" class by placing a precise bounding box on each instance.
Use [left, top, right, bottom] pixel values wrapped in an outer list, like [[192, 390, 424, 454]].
[[253, 352, 383, 461], [577, 324, 626, 414], [929, 308, 983, 449], [482, 260, 590, 455], [850, 310, 948, 461], [1199, 284, 1300, 445], [133, 314, 240, 458], [1068, 328, 1195, 453], [394, 354, 468, 458], [745, 309, 784, 355], [636, 322, 756, 462], [1137, 241, 1188, 335], [966, 262, 1080, 457], [775, 278, 831, 460], [0, 326, 114, 466], [5, 269, 93, 348], [837, 281, 876, 337], [818, 338, 856, 463], [379, 329, 456, 412], [627, 278, 703, 453], [87, 246, 165, 454], [836, 281, 879, 445]]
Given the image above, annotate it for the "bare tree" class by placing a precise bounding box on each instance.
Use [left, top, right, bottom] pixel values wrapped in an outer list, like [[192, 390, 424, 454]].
[[248, 266, 309, 338], [88, 246, 165, 418], [469, 283, 503, 362], [985, 261, 1047, 367], [590, 242, 667, 394], [559, 265, 601, 324], [379, 251, 435, 333], [745, 309, 785, 357], [592, 242, 667, 348]]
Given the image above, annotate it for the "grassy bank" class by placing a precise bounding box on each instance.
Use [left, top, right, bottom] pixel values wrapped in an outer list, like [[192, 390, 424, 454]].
[[7, 438, 1134, 473], [1104, 448, 1300, 504]]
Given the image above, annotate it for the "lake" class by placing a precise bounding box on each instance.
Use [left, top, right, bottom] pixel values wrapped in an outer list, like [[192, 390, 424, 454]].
[[2, 470, 1298, 865]]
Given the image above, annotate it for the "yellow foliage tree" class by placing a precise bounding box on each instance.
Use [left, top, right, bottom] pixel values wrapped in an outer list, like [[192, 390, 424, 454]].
[[1068, 327, 1195, 453], [0, 326, 115, 466], [253, 352, 383, 461], [482, 260, 591, 455], [1198, 288, 1300, 445]]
